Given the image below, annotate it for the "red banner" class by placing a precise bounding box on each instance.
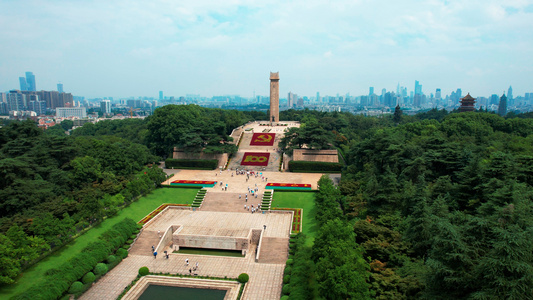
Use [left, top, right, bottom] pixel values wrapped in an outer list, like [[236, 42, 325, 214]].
[[241, 152, 270, 166], [250, 133, 276, 146], [171, 180, 216, 185], [266, 183, 311, 188]]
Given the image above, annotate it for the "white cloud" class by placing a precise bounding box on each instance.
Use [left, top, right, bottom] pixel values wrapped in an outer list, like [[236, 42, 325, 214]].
[[0, 0, 532, 97]]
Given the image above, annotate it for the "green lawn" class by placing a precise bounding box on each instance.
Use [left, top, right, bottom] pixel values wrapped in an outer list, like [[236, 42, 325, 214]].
[[272, 191, 318, 246], [0, 188, 198, 298], [174, 247, 244, 258]]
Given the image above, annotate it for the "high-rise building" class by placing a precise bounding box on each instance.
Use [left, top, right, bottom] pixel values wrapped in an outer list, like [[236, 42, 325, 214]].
[[100, 100, 111, 114], [435, 88, 441, 99], [57, 83, 64, 93], [490, 94, 499, 105], [29, 94, 46, 115], [25, 72, 36, 91], [316, 92, 320, 103], [369, 87, 374, 96], [508, 86, 513, 100], [159, 91, 163, 100], [414, 80, 422, 95], [288, 92, 297, 108], [7, 90, 26, 111], [19, 77, 28, 91], [498, 93, 507, 116]]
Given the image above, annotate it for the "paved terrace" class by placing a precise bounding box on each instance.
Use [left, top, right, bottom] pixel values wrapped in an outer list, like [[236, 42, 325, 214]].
[[81, 210, 292, 300], [162, 169, 324, 191]]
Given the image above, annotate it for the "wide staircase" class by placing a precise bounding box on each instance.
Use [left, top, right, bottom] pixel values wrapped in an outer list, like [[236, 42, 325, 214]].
[[200, 192, 247, 212], [226, 131, 282, 172], [129, 230, 161, 256], [258, 237, 289, 264]]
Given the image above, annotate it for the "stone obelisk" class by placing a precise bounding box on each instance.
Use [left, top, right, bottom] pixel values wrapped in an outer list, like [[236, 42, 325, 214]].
[[269, 72, 279, 124]]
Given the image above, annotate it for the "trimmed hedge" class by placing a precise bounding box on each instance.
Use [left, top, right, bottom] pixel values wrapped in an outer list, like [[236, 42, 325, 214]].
[[82, 272, 96, 284], [282, 284, 291, 295], [14, 218, 138, 300], [139, 266, 150, 276], [165, 159, 218, 170], [116, 248, 128, 259], [93, 263, 109, 276], [69, 281, 84, 294], [283, 275, 291, 284], [288, 161, 342, 173], [281, 296, 289, 300], [238, 273, 249, 283]]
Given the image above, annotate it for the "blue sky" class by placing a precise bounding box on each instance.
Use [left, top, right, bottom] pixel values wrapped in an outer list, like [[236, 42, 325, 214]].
[[1, 0, 532, 99]]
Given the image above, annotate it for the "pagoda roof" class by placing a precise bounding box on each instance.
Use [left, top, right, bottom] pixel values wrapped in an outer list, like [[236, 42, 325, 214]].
[[462, 93, 476, 100]]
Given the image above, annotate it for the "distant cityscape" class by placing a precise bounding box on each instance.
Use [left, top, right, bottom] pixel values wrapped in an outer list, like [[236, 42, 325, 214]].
[[2, 72, 533, 127]]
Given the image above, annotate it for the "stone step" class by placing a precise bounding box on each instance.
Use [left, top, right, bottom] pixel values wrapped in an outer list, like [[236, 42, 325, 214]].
[[129, 230, 162, 256]]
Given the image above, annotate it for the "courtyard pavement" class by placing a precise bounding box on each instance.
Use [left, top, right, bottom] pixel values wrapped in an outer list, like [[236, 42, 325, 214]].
[[81, 121, 330, 300]]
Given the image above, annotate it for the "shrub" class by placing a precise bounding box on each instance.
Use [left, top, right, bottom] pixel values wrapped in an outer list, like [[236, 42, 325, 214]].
[[94, 263, 108, 276], [284, 266, 292, 275], [281, 296, 290, 300], [107, 255, 117, 264], [237, 273, 249, 283], [69, 281, 84, 294], [286, 259, 294, 265], [82, 272, 96, 284], [116, 248, 128, 259], [283, 275, 290, 284], [165, 159, 218, 170], [282, 284, 291, 295], [139, 266, 149, 276], [288, 161, 342, 173], [130, 234, 137, 239]]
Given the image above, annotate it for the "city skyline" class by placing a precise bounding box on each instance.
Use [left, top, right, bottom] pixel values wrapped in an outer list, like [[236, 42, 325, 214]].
[[1, 1, 532, 98]]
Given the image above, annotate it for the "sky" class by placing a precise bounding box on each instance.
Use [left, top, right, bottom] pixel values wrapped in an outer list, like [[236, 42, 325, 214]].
[[1, 0, 533, 99]]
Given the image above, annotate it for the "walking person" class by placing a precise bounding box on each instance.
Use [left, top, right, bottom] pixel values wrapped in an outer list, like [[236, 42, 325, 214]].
[[186, 258, 189, 266]]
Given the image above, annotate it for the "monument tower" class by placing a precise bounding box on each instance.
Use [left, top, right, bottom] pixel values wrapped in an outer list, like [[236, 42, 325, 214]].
[[269, 72, 279, 124]]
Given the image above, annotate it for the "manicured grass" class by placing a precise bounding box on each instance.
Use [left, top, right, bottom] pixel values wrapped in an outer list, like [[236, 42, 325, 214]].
[[0, 188, 198, 299], [272, 191, 318, 246], [173, 247, 244, 258]]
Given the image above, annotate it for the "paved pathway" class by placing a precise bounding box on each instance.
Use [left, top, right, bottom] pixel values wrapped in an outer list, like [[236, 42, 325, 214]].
[[81, 121, 328, 300]]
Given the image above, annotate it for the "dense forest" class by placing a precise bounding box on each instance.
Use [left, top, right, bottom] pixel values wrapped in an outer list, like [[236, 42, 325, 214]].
[[282, 108, 533, 299], [1, 104, 532, 299], [0, 105, 260, 285]]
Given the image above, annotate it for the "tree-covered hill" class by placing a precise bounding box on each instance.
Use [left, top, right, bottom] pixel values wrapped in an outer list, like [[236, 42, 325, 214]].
[[283, 109, 533, 299]]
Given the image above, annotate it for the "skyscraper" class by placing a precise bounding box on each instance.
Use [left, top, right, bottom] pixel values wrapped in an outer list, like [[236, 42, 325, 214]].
[[498, 93, 507, 116], [57, 83, 64, 93], [507, 86, 513, 100], [19, 77, 28, 91], [25, 72, 36, 91], [369, 87, 374, 96], [159, 91, 163, 100], [435, 88, 441, 99], [414, 80, 422, 95], [100, 100, 111, 115]]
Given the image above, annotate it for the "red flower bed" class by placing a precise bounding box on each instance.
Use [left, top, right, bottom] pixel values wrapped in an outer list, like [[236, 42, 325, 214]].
[[272, 207, 302, 233], [171, 180, 216, 185], [266, 183, 311, 188], [250, 133, 276, 146], [240, 152, 270, 166]]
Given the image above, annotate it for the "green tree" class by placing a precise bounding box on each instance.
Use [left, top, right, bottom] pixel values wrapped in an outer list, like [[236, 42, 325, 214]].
[[314, 218, 370, 299]]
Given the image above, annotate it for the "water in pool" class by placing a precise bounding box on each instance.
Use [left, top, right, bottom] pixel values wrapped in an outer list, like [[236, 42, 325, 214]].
[[138, 285, 227, 300]]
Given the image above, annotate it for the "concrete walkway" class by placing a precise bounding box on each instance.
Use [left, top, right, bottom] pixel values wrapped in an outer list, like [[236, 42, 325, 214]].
[[81, 121, 324, 300]]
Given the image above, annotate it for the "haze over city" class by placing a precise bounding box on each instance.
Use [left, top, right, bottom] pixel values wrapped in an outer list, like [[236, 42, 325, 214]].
[[1, 0, 533, 98]]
